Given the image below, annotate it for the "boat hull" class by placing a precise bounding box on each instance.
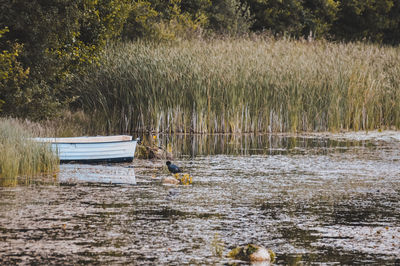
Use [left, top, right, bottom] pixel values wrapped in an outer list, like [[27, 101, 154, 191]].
[[35, 136, 138, 163], [59, 156, 134, 164]]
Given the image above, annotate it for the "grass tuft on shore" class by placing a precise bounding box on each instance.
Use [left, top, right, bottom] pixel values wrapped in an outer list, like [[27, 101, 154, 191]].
[[0, 118, 59, 186]]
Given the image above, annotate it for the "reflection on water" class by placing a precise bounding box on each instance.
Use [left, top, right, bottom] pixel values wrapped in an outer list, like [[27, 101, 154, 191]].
[[59, 164, 136, 185], [0, 133, 399, 265], [142, 133, 380, 157]]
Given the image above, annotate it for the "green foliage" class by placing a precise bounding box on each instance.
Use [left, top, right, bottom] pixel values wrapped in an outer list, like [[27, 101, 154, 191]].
[[121, 1, 159, 40], [160, 0, 207, 40], [333, 0, 400, 43], [121, 0, 207, 41], [242, 0, 400, 42], [0, 0, 131, 119], [0, 27, 30, 114], [245, 0, 339, 39], [302, 0, 339, 39], [207, 0, 254, 35], [245, 0, 304, 36]]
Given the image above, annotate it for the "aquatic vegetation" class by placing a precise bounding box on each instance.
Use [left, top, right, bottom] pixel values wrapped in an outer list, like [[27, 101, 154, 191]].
[[174, 173, 192, 185], [211, 233, 225, 258], [135, 135, 173, 159], [0, 118, 59, 186], [161, 172, 193, 186], [135, 143, 165, 159], [76, 38, 400, 133]]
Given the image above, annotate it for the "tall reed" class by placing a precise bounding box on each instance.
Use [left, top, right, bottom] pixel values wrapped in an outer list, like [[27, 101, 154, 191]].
[[75, 37, 400, 133], [0, 118, 59, 186]]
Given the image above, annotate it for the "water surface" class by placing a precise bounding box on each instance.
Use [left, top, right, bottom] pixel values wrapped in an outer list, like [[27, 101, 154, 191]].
[[1, 133, 399, 264]]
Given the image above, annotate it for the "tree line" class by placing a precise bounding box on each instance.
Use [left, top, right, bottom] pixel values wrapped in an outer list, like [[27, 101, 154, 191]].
[[1, 0, 400, 120]]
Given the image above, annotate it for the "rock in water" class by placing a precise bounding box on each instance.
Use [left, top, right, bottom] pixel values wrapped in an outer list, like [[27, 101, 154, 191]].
[[228, 244, 275, 263], [162, 176, 180, 185], [249, 246, 272, 262]]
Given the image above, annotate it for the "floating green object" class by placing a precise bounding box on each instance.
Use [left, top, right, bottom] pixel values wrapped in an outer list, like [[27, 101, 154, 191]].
[[174, 173, 193, 185]]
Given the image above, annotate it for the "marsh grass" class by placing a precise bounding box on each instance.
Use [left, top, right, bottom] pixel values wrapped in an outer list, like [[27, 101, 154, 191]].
[[0, 118, 59, 186], [24, 111, 90, 137], [76, 37, 400, 133]]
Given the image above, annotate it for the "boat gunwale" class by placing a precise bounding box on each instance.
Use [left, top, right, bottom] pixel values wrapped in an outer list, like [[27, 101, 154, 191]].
[[35, 135, 135, 144]]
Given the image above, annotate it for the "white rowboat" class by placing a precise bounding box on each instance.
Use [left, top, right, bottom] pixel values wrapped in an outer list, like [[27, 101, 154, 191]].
[[35, 135, 139, 163]]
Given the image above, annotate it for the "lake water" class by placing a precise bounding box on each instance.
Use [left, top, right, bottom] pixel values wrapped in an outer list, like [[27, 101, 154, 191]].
[[1, 132, 399, 264]]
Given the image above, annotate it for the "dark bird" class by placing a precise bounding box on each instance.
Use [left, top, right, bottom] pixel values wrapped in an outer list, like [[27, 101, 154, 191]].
[[166, 161, 182, 174]]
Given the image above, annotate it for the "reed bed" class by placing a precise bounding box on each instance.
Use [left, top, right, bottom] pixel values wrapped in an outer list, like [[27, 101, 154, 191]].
[[76, 38, 400, 133], [0, 118, 59, 186]]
